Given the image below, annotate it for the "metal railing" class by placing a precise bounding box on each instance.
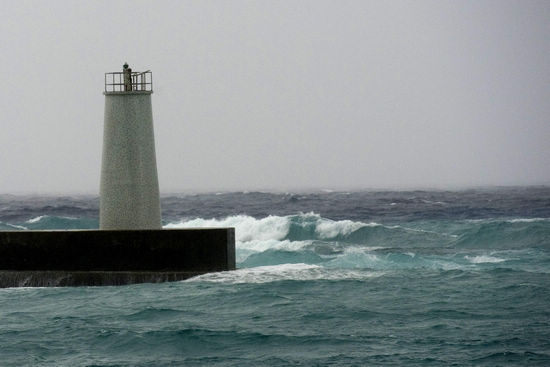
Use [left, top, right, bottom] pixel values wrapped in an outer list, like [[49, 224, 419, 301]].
[[104, 70, 153, 93]]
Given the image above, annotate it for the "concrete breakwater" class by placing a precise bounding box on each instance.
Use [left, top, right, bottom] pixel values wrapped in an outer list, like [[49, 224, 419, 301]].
[[0, 228, 235, 287]]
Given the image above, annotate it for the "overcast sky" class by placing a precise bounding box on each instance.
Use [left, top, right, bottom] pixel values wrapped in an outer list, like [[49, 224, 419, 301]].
[[1, 0, 549, 193]]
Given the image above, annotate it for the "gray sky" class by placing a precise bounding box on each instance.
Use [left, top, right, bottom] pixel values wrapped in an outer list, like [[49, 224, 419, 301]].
[[1, 0, 549, 193]]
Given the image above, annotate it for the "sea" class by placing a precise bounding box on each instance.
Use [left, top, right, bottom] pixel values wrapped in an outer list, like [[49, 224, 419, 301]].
[[0, 187, 549, 366]]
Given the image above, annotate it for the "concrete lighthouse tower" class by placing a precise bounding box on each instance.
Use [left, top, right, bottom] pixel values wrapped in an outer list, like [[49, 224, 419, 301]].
[[100, 64, 161, 229]]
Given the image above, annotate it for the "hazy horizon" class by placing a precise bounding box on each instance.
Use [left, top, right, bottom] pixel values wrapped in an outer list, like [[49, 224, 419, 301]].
[[2, 183, 549, 197], [2, 1, 549, 194]]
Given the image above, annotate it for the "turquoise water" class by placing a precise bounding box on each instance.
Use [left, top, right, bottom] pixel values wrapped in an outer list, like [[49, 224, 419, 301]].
[[1, 188, 549, 365]]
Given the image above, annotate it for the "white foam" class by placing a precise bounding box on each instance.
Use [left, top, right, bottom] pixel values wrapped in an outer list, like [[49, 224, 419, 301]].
[[185, 263, 383, 284], [164, 213, 376, 243], [2, 222, 28, 230], [237, 239, 312, 252], [466, 218, 549, 224], [326, 248, 380, 269], [165, 215, 291, 243], [26, 215, 47, 223], [466, 255, 506, 264], [315, 218, 369, 239], [25, 215, 77, 224], [506, 218, 549, 223], [325, 247, 473, 271]]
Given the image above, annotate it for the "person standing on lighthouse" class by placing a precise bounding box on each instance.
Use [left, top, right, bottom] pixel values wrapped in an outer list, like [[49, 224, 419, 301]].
[[123, 63, 132, 91]]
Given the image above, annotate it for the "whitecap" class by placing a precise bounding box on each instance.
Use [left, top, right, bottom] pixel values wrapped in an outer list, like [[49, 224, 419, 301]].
[[164, 212, 379, 243], [506, 218, 549, 223], [25, 215, 78, 225], [0, 222, 28, 230], [165, 215, 291, 243], [185, 263, 383, 284], [315, 218, 369, 239], [465, 255, 506, 264], [237, 239, 312, 253], [26, 215, 47, 223]]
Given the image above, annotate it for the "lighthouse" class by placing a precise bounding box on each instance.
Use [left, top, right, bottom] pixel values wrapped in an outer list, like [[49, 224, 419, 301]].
[[0, 63, 235, 287], [100, 64, 162, 229]]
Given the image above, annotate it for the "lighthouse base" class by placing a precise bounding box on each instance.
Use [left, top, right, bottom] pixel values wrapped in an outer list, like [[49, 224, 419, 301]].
[[0, 229, 235, 288]]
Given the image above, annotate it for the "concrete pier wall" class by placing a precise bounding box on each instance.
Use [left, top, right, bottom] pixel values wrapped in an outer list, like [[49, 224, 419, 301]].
[[0, 228, 235, 287], [100, 92, 161, 230]]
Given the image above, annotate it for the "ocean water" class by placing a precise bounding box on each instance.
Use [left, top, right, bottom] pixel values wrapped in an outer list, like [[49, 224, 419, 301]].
[[0, 187, 549, 366]]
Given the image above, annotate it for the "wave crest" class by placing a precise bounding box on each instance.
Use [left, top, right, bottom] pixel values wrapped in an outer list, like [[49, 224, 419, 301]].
[[185, 264, 383, 284], [164, 212, 426, 244], [165, 215, 290, 242]]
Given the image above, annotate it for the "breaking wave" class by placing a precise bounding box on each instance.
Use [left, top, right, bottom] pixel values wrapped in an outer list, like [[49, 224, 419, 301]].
[[165, 212, 451, 245], [186, 263, 384, 284], [165, 213, 550, 276]]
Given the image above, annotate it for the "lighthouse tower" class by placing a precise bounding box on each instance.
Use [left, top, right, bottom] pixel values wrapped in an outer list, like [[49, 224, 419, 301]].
[[100, 64, 161, 229]]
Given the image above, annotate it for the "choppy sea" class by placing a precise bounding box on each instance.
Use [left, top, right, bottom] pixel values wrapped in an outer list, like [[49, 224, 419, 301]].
[[1, 187, 549, 366]]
